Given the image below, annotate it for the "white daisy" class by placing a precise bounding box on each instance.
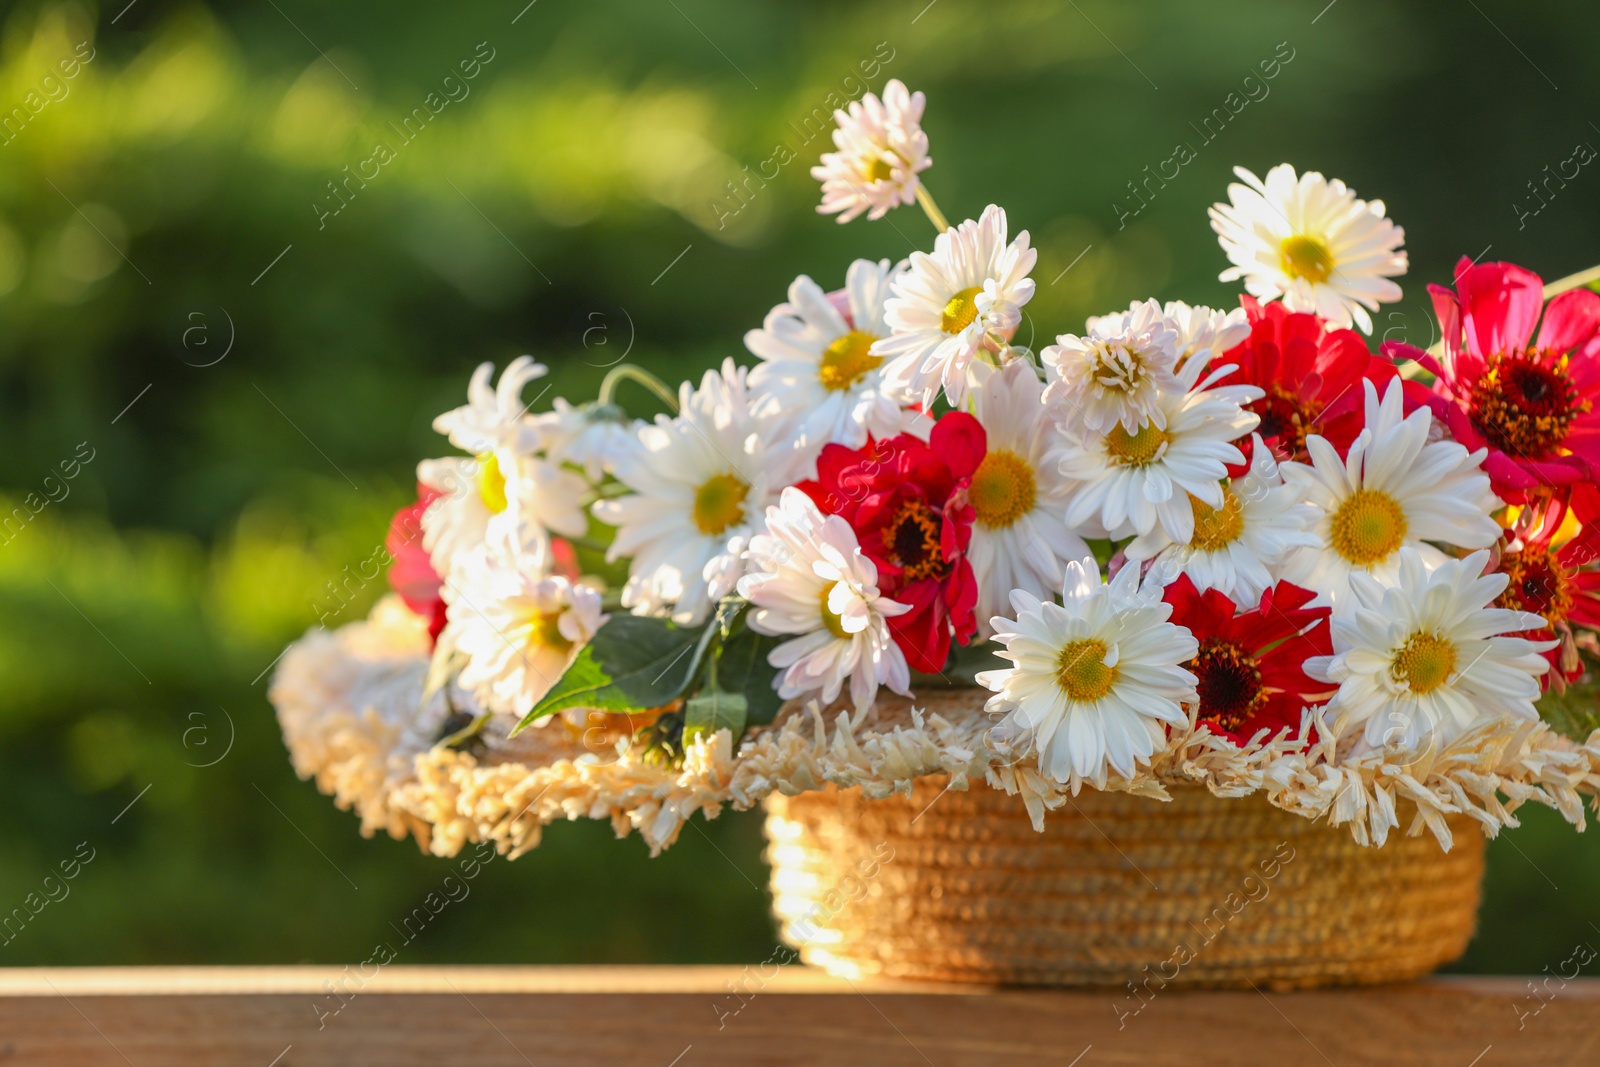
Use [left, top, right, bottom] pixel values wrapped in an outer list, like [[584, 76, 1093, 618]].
[[418, 359, 586, 578], [1053, 354, 1262, 542], [810, 79, 931, 224], [1307, 549, 1552, 751], [1276, 378, 1502, 610], [875, 204, 1037, 407], [594, 359, 797, 626], [977, 558, 1198, 789], [738, 488, 911, 712], [1158, 300, 1251, 368], [1210, 163, 1407, 333], [433, 356, 547, 456], [966, 360, 1091, 637], [1043, 299, 1183, 434], [445, 545, 607, 720], [535, 397, 642, 482], [746, 258, 911, 457], [1127, 433, 1319, 605]]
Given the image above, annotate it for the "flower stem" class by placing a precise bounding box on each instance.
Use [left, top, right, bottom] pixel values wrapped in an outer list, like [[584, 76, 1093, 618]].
[[1545, 262, 1600, 299], [597, 364, 680, 414], [915, 184, 950, 233]]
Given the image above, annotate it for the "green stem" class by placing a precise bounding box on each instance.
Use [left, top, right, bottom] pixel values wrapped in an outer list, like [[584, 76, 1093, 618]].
[[914, 184, 950, 233], [1545, 262, 1600, 298], [597, 364, 680, 414]]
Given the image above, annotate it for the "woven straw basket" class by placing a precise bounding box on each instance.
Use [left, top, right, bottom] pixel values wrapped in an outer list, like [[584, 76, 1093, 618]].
[[764, 777, 1486, 989]]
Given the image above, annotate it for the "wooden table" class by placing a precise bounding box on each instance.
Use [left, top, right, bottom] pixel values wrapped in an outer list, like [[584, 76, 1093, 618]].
[[1, 967, 1594, 1065]]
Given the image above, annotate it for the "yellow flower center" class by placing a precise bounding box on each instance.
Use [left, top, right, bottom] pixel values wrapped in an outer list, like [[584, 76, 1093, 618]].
[[941, 286, 983, 334], [1390, 632, 1457, 695], [477, 453, 508, 513], [969, 449, 1037, 529], [1104, 421, 1169, 467], [1329, 488, 1407, 566], [528, 610, 573, 654], [818, 582, 851, 640], [1190, 489, 1245, 551], [1057, 638, 1117, 701], [864, 156, 894, 182], [1279, 234, 1335, 285], [818, 330, 883, 392], [692, 472, 749, 536]]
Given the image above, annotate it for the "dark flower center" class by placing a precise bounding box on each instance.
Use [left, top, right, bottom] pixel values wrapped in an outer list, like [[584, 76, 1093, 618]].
[[1469, 351, 1587, 459], [883, 499, 948, 582], [1251, 384, 1321, 460], [1191, 638, 1266, 732], [1496, 544, 1572, 623]]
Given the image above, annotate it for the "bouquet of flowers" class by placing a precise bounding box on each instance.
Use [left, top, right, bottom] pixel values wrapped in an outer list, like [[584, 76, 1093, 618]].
[[277, 78, 1600, 861]]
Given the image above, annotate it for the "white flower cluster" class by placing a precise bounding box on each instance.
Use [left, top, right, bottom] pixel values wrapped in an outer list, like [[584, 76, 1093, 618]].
[[400, 79, 1559, 800], [417, 357, 626, 721]]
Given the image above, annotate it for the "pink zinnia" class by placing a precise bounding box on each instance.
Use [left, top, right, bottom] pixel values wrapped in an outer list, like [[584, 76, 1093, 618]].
[[1385, 258, 1600, 501]]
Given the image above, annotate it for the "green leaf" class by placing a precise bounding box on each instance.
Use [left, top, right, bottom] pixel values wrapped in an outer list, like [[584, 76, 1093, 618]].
[[509, 614, 710, 736], [1538, 653, 1600, 741], [683, 627, 785, 744]]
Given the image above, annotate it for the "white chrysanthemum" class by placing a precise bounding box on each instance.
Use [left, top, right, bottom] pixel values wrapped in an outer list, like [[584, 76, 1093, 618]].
[[1276, 379, 1502, 610], [875, 204, 1037, 407], [978, 559, 1198, 789], [1043, 299, 1182, 434], [1053, 354, 1262, 542], [1307, 549, 1552, 751], [1209, 163, 1407, 333], [595, 359, 797, 626], [1127, 432, 1319, 605], [445, 547, 607, 720], [746, 259, 912, 457], [810, 79, 931, 224], [738, 488, 911, 712], [1158, 300, 1251, 368], [967, 360, 1091, 637], [434, 356, 547, 456], [535, 398, 642, 482], [418, 359, 586, 578]]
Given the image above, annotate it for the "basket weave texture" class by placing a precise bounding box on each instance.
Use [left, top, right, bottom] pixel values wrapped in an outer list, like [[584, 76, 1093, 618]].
[[765, 778, 1485, 989]]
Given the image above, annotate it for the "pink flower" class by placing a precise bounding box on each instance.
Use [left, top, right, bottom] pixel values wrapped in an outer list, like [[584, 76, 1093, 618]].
[[1385, 258, 1600, 501]]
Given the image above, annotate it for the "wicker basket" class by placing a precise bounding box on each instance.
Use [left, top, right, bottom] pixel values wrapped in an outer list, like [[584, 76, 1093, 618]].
[[764, 777, 1486, 989]]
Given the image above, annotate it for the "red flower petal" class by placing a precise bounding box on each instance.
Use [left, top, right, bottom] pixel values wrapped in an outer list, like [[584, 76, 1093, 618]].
[[929, 410, 987, 481], [1457, 259, 1545, 359], [1537, 287, 1600, 355]]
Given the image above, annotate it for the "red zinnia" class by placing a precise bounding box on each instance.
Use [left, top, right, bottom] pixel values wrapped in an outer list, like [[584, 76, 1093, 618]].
[[799, 411, 983, 673], [1161, 575, 1332, 746], [1384, 258, 1600, 501], [1493, 487, 1600, 689], [386, 486, 448, 645], [1219, 295, 1399, 465]]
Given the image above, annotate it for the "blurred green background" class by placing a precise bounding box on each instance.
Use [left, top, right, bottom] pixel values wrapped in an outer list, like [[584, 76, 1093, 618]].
[[1, 0, 1597, 971]]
